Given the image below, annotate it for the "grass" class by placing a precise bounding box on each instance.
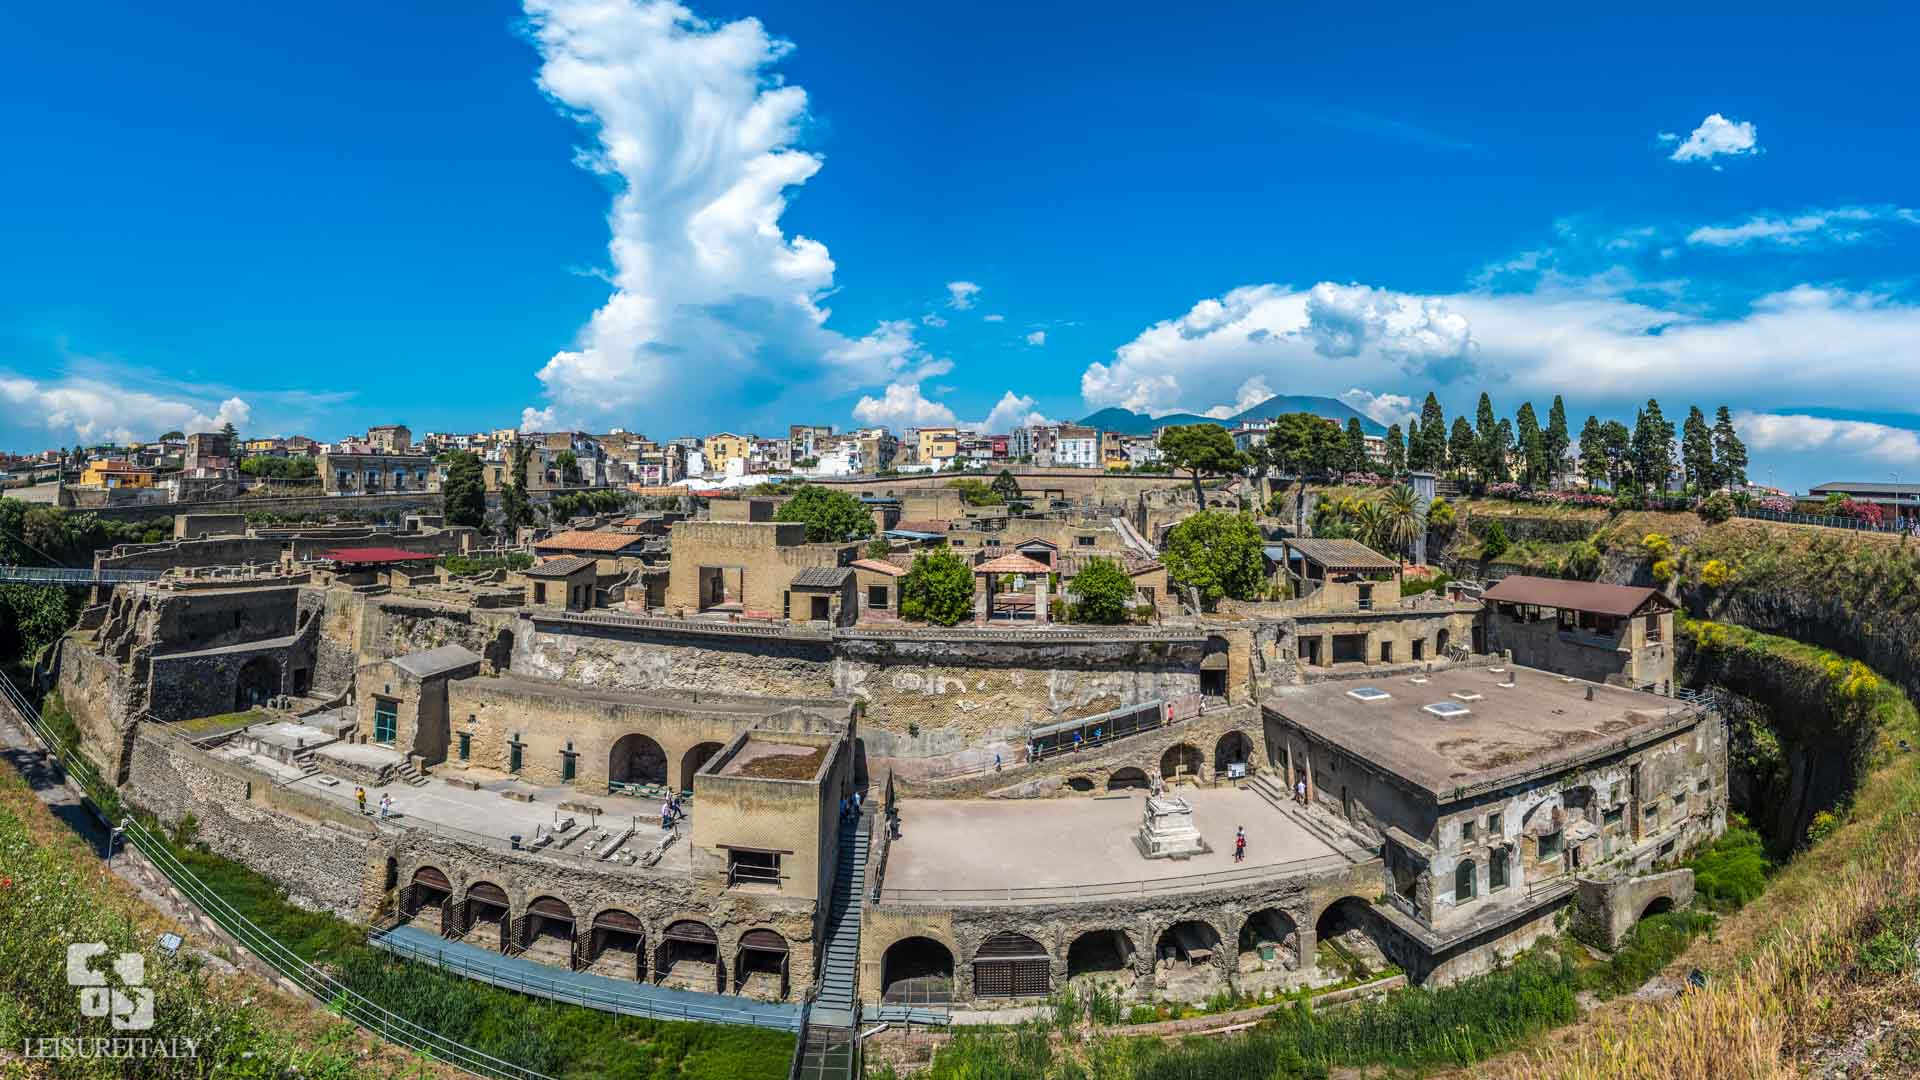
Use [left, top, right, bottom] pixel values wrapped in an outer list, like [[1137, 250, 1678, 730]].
[[1686, 818, 1773, 910], [29, 696, 794, 1079], [0, 745, 444, 1079], [440, 552, 533, 575], [146, 824, 795, 1080], [1468, 636, 1920, 1079], [883, 951, 1582, 1080]]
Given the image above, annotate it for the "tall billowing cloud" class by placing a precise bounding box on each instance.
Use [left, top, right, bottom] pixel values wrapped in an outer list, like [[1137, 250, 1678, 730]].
[[520, 0, 920, 433]]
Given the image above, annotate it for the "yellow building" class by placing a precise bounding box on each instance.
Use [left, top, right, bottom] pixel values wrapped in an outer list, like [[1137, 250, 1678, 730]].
[[1102, 431, 1128, 470], [80, 461, 158, 489], [917, 427, 959, 466], [705, 432, 753, 475]]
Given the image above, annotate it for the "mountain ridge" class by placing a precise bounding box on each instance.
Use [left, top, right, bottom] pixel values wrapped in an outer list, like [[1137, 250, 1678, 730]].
[[1079, 394, 1386, 437]]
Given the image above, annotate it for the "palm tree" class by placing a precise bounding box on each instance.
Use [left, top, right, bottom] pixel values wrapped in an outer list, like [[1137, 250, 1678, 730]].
[[1351, 501, 1386, 552], [1378, 484, 1421, 561]]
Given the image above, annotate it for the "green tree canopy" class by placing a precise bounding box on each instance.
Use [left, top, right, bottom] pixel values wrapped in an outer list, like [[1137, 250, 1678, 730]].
[[899, 547, 974, 626], [1631, 399, 1676, 491], [1157, 423, 1244, 504], [1417, 393, 1447, 471], [157, 430, 185, 442], [1544, 396, 1570, 485], [1447, 416, 1475, 477], [1070, 557, 1136, 624], [500, 441, 535, 535], [1579, 415, 1608, 488], [440, 450, 486, 528], [1680, 406, 1714, 493], [238, 455, 317, 480], [773, 484, 875, 542], [990, 469, 1023, 502], [948, 477, 1002, 506], [1712, 406, 1748, 489], [1161, 510, 1265, 609], [1343, 418, 1368, 474], [1384, 423, 1406, 477]]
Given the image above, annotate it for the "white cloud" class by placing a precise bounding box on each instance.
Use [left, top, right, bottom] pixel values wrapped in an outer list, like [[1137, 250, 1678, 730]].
[[983, 313, 1005, 323], [519, 405, 559, 432], [946, 281, 981, 310], [1204, 376, 1275, 419], [851, 380, 957, 429], [1339, 389, 1415, 429], [1077, 279, 1920, 432], [920, 312, 948, 328], [1025, 330, 1046, 346], [1665, 113, 1759, 163], [518, 0, 923, 434], [1686, 205, 1913, 248], [978, 391, 1053, 434], [1736, 411, 1920, 466], [0, 373, 251, 445]]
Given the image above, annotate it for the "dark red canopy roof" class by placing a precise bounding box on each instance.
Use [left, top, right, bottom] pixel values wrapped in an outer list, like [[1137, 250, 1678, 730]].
[[322, 547, 437, 565]]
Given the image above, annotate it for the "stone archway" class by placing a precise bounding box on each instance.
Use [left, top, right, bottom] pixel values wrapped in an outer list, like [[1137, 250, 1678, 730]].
[[881, 936, 954, 1004], [972, 931, 1050, 1000], [1315, 897, 1395, 980], [1214, 731, 1253, 774], [609, 733, 668, 788], [1154, 920, 1224, 998], [680, 741, 725, 792], [1159, 743, 1203, 785], [1107, 767, 1151, 792], [1066, 929, 1137, 981], [1237, 908, 1301, 972], [1641, 895, 1676, 921], [234, 655, 279, 711]]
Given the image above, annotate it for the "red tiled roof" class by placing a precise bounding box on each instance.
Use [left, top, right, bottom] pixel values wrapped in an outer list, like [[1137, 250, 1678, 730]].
[[892, 518, 951, 534], [323, 547, 437, 564], [536, 530, 644, 553], [974, 552, 1052, 575], [851, 558, 908, 577]]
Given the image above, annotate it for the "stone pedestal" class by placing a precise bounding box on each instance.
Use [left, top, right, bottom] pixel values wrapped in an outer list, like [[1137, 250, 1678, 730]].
[[1135, 795, 1209, 860]]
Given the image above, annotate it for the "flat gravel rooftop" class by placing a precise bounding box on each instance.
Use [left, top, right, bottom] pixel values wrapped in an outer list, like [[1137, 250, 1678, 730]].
[[884, 787, 1342, 896], [1265, 666, 1695, 798]]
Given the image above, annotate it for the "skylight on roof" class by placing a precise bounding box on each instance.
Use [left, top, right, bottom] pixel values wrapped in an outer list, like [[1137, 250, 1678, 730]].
[[1348, 687, 1392, 702], [1451, 691, 1483, 702], [1425, 701, 1472, 718]]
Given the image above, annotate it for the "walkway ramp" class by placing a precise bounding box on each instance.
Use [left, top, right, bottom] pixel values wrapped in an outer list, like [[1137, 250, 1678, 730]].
[[0, 566, 163, 586], [370, 923, 801, 1031], [808, 814, 871, 1029]]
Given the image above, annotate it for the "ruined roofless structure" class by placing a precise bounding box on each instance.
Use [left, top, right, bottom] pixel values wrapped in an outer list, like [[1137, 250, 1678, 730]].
[[52, 504, 1723, 1024]]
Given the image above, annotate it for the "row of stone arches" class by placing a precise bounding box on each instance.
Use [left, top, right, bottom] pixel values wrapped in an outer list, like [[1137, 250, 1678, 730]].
[[875, 900, 1380, 1004], [1062, 730, 1258, 793], [608, 734, 727, 792], [399, 866, 794, 999]]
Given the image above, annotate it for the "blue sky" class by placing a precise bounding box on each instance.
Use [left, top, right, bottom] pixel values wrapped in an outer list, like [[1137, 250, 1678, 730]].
[[2, 1, 1917, 491]]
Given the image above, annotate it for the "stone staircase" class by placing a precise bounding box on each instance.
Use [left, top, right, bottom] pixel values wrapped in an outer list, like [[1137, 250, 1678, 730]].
[[809, 813, 870, 1030], [393, 760, 431, 788], [792, 1023, 856, 1080], [292, 750, 320, 781], [1248, 773, 1376, 853]]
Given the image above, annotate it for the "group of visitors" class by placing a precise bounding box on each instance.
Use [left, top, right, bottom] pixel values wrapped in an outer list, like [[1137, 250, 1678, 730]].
[[353, 787, 394, 820], [659, 792, 686, 831], [839, 789, 865, 822]]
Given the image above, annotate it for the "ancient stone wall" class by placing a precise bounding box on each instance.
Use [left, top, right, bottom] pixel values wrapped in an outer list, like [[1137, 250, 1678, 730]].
[[512, 615, 838, 699], [123, 727, 384, 917]]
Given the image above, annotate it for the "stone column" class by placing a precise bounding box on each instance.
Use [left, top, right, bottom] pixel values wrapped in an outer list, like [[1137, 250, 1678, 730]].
[[973, 574, 988, 626], [1035, 575, 1050, 624]]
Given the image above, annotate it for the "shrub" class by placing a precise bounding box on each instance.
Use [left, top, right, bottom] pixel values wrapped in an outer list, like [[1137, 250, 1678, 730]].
[[1071, 557, 1136, 624], [1642, 532, 1674, 558], [1579, 910, 1716, 997], [1426, 497, 1456, 531], [1687, 818, 1772, 910], [772, 484, 873, 542], [899, 548, 974, 626], [1564, 540, 1602, 580], [1698, 558, 1734, 588], [1479, 520, 1510, 561], [1696, 490, 1735, 524]]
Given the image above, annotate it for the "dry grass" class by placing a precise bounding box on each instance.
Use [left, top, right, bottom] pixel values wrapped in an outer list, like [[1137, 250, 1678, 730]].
[[1465, 702, 1920, 1079]]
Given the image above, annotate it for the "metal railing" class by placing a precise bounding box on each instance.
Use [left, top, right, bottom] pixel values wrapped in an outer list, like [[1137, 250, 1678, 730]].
[[876, 850, 1370, 907], [368, 928, 800, 1031], [0, 565, 164, 585], [0, 670, 558, 1080]]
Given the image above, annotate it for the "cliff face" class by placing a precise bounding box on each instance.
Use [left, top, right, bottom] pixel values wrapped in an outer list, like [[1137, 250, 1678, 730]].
[[1676, 630, 1883, 852]]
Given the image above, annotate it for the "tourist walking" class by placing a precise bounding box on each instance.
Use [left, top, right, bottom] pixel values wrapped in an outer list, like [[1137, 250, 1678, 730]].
[[378, 793, 392, 820], [1294, 776, 1308, 805], [1234, 826, 1247, 863], [355, 786, 366, 815], [852, 790, 863, 817], [661, 799, 674, 831], [839, 796, 850, 822]]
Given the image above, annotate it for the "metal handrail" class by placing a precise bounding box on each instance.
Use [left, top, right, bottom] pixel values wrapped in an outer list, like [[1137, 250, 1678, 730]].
[[0, 671, 557, 1079], [876, 850, 1372, 907], [368, 929, 800, 1030], [0, 565, 165, 585]]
